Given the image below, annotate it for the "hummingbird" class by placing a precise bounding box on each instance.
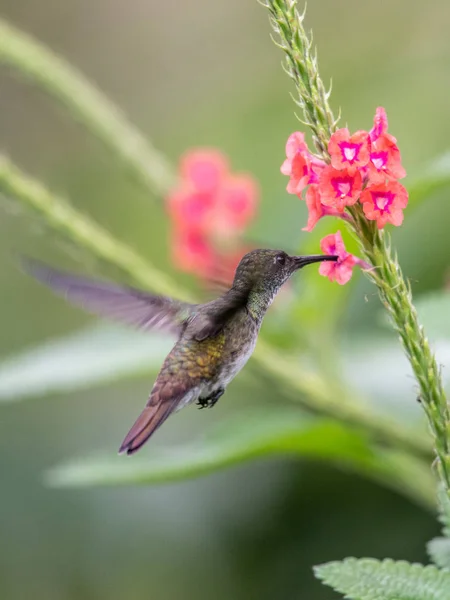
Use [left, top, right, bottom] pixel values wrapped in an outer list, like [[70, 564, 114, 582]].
[[24, 249, 337, 455]]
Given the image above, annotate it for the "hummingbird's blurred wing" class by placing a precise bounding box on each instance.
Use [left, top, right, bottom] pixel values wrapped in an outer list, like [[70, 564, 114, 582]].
[[22, 259, 196, 336], [189, 286, 251, 341]]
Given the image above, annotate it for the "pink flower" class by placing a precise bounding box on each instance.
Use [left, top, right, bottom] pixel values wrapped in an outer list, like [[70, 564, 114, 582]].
[[214, 174, 259, 235], [328, 128, 371, 173], [171, 228, 216, 278], [366, 107, 406, 183], [302, 185, 351, 232], [368, 133, 406, 184], [180, 149, 228, 194], [319, 166, 363, 212], [166, 187, 215, 231], [319, 231, 357, 285], [167, 148, 259, 283], [369, 107, 389, 142], [360, 181, 409, 229], [281, 131, 326, 194], [319, 231, 369, 285]]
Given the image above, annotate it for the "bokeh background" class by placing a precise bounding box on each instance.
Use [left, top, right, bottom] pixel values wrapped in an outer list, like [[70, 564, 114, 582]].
[[1, 1, 450, 598]]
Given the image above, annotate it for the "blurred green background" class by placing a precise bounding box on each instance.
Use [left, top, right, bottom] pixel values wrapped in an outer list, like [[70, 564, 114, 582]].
[[1, 1, 450, 598]]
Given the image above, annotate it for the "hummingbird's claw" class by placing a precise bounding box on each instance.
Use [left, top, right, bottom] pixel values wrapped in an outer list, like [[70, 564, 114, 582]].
[[197, 388, 225, 409]]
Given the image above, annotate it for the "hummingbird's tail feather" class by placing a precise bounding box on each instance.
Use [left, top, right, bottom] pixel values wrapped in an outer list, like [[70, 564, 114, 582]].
[[118, 403, 174, 455]]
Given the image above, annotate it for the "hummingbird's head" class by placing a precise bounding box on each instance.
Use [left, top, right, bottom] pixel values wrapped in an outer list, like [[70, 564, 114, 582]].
[[232, 249, 338, 295]]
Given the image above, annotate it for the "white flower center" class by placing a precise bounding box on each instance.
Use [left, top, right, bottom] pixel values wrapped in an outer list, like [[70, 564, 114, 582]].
[[372, 157, 384, 170], [344, 147, 356, 161], [376, 196, 389, 210], [337, 182, 350, 197]]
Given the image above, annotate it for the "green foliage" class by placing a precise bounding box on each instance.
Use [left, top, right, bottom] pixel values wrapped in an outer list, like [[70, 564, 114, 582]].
[[314, 558, 450, 600], [46, 405, 436, 510], [427, 538, 450, 570], [0, 18, 175, 197], [408, 152, 450, 209], [46, 408, 372, 486], [427, 486, 450, 569], [343, 290, 450, 423], [0, 325, 170, 402]]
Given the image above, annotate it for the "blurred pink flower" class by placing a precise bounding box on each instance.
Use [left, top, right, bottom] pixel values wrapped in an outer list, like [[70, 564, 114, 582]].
[[180, 149, 228, 194], [167, 188, 215, 231], [167, 149, 258, 283], [171, 228, 215, 278], [214, 174, 258, 235]]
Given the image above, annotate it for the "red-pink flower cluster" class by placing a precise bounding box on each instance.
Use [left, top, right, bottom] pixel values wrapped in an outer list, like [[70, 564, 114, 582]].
[[281, 107, 408, 284], [167, 149, 258, 283]]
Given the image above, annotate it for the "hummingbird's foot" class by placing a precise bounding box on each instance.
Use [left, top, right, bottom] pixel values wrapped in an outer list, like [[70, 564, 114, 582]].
[[197, 387, 225, 410], [196, 397, 209, 409]]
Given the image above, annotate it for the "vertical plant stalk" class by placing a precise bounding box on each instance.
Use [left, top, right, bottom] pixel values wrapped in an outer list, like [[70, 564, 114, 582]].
[[262, 0, 450, 492], [0, 18, 176, 198], [262, 0, 338, 156]]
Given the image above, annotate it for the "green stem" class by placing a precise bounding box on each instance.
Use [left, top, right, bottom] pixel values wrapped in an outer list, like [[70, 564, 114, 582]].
[[262, 0, 450, 491], [0, 18, 176, 198], [0, 155, 431, 459], [255, 340, 431, 457], [0, 155, 187, 300], [261, 0, 338, 155], [354, 217, 450, 490]]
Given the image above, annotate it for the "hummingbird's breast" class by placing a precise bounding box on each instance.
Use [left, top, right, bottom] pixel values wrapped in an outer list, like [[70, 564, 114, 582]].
[[154, 308, 260, 409], [216, 309, 260, 386]]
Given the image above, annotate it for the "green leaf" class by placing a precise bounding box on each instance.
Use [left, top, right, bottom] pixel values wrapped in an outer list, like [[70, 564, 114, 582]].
[[428, 537, 450, 570], [341, 334, 423, 421], [0, 325, 171, 402], [342, 291, 450, 421], [45, 406, 435, 510], [46, 408, 368, 486], [427, 487, 450, 569], [408, 152, 450, 209], [314, 558, 450, 600]]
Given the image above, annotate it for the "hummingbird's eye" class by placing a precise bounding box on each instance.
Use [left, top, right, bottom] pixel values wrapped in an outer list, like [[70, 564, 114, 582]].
[[275, 253, 287, 266]]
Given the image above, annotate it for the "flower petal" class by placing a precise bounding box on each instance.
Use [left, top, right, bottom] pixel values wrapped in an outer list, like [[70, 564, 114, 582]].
[[180, 149, 228, 193], [214, 174, 259, 234], [369, 107, 389, 141], [172, 228, 216, 277], [319, 231, 364, 285], [319, 166, 362, 211], [360, 181, 408, 229], [329, 129, 371, 172]]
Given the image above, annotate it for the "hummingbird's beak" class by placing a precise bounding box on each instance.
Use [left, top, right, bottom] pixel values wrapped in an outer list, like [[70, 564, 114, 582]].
[[292, 254, 338, 270]]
